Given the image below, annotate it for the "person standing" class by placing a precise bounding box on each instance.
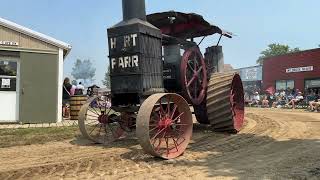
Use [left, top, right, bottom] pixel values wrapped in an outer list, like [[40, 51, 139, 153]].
[[70, 80, 77, 96], [75, 82, 85, 95], [63, 77, 72, 118]]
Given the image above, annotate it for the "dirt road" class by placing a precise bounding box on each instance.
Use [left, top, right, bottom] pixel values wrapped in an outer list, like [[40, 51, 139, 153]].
[[0, 108, 319, 180]]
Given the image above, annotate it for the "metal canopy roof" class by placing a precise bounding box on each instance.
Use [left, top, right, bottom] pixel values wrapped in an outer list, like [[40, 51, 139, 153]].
[[147, 11, 233, 39], [0, 17, 72, 56]]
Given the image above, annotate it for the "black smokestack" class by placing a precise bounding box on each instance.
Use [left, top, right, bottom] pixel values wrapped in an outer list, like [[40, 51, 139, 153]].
[[122, 0, 147, 21]]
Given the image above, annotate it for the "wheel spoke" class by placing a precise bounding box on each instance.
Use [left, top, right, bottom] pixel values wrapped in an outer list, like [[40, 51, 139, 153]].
[[173, 112, 184, 122], [88, 107, 100, 116], [187, 76, 196, 87], [170, 104, 178, 119], [92, 106, 101, 116], [106, 108, 112, 116], [149, 126, 158, 132], [86, 113, 99, 118], [165, 137, 169, 156], [154, 138, 162, 151], [159, 98, 165, 117], [89, 124, 99, 135], [174, 130, 186, 145], [172, 137, 179, 152], [187, 61, 194, 71], [195, 66, 203, 75], [151, 127, 166, 140], [175, 123, 189, 126], [193, 54, 197, 71], [155, 130, 167, 152], [166, 96, 171, 117], [97, 124, 103, 136], [194, 77, 198, 98], [86, 120, 98, 125], [97, 99, 103, 114]]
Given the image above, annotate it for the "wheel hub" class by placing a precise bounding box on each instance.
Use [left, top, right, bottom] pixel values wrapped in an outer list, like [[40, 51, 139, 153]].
[[158, 118, 172, 129], [98, 114, 108, 124]]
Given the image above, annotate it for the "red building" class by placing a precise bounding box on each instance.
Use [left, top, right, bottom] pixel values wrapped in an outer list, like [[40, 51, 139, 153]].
[[263, 48, 320, 93]]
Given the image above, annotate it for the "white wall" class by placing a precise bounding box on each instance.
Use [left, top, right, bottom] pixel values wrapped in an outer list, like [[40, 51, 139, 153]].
[[57, 48, 63, 122], [0, 92, 17, 122]]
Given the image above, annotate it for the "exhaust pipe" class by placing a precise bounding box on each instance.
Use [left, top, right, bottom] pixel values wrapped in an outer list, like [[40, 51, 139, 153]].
[[122, 0, 146, 21]]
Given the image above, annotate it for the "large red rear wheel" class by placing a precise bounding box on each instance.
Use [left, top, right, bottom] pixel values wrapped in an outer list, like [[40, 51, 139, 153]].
[[137, 93, 193, 159], [206, 73, 245, 132], [181, 47, 207, 105], [230, 74, 245, 131]]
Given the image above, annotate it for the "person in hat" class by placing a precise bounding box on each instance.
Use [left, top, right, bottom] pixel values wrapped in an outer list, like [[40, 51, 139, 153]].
[[249, 91, 260, 107], [287, 92, 304, 109]]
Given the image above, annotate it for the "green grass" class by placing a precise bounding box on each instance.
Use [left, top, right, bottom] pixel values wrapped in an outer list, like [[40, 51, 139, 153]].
[[0, 126, 79, 148]]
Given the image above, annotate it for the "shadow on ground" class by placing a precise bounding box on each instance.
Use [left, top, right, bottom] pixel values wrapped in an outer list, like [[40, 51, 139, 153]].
[[70, 123, 320, 179]]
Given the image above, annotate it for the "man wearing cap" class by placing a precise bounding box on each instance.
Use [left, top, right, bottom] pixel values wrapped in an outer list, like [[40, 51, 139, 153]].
[[249, 92, 261, 107]]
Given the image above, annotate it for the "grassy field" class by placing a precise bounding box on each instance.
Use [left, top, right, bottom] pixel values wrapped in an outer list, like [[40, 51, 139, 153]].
[[0, 126, 79, 148]]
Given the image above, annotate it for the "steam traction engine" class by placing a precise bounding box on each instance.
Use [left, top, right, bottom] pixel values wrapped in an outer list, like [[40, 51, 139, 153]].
[[78, 0, 244, 159]]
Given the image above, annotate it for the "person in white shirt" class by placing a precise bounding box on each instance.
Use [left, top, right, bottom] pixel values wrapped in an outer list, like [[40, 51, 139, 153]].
[[75, 82, 85, 95], [249, 92, 260, 106], [287, 92, 304, 109]]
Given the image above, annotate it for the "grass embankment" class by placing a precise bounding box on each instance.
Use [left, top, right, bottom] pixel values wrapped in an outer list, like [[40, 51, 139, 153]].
[[0, 126, 78, 148]]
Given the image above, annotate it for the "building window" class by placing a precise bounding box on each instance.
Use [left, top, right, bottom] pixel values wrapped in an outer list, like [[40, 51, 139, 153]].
[[276, 80, 294, 91], [0, 60, 17, 91], [305, 79, 320, 89]]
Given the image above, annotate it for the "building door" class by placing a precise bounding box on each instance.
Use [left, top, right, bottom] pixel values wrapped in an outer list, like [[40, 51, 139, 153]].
[[0, 58, 19, 122], [19, 52, 58, 123]]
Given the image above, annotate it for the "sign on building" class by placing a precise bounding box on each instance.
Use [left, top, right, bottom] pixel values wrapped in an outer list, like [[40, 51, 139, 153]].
[[0, 41, 19, 46], [286, 66, 313, 73], [238, 66, 262, 82]]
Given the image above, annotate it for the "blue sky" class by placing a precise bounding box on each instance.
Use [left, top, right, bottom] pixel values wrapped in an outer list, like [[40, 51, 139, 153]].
[[1, 0, 320, 86]]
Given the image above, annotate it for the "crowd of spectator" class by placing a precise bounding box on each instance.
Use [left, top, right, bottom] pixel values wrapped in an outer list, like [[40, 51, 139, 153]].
[[245, 88, 320, 112]]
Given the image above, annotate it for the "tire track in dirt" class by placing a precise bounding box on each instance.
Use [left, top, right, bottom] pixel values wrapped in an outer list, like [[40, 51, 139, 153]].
[[0, 109, 319, 179]]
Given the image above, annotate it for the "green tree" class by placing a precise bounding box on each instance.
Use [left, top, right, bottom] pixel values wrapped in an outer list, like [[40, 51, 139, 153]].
[[257, 43, 300, 65], [102, 67, 111, 88], [71, 59, 96, 85]]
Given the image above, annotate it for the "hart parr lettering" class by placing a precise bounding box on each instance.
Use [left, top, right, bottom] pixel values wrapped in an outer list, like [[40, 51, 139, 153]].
[[109, 33, 138, 50], [111, 55, 139, 69]]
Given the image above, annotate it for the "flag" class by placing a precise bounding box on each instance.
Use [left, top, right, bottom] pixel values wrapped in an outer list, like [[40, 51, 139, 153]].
[[266, 86, 275, 94]]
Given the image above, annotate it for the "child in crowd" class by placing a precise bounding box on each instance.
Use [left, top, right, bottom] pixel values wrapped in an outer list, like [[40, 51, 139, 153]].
[[262, 96, 269, 108]]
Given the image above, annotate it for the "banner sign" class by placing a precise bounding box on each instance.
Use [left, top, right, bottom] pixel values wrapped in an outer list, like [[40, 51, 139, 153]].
[[238, 66, 262, 81], [286, 66, 313, 73]]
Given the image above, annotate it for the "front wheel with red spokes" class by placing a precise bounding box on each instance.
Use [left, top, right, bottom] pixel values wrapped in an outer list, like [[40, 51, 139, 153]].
[[136, 93, 193, 159]]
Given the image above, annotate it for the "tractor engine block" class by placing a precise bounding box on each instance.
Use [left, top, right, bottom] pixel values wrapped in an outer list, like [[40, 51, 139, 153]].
[[107, 0, 164, 106]]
